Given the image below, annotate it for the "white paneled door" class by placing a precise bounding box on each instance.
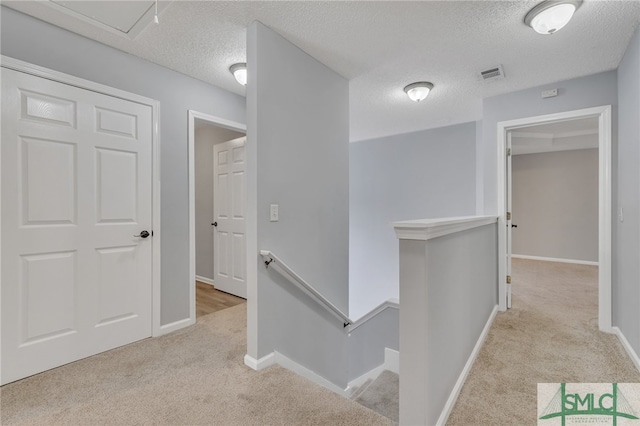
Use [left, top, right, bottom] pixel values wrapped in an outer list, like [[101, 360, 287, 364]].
[[213, 137, 247, 298], [1, 68, 153, 384]]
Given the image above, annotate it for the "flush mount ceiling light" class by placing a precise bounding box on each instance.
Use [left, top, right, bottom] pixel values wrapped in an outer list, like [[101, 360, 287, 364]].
[[229, 63, 247, 86], [524, 0, 582, 35], [403, 82, 434, 102]]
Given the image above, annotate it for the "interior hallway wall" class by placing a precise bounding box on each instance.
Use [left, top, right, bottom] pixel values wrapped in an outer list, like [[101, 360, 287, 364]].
[[512, 148, 598, 263], [480, 71, 617, 217], [247, 22, 350, 387], [0, 7, 246, 326], [195, 125, 245, 282], [616, 25, 640, 356], [349, 122, 476, 319]]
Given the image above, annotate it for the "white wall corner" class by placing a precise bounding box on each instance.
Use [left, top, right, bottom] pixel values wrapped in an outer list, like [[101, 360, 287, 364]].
[[244, 352, 276, 371], [612, 327, 640, 373], [436, 305, 498, 426], [385, 348, 399, 374]]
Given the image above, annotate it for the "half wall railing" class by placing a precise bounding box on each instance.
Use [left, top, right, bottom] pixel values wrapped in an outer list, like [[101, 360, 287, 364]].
[[259, 250, 399, 330]]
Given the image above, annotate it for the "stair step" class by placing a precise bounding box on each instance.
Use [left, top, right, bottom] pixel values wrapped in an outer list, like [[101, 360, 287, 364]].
[[353, 370, 399, 423], [349, 378, 373, 400]]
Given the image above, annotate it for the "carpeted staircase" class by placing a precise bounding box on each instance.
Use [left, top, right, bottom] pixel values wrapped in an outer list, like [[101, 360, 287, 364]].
[[351, 370, 399, 423]]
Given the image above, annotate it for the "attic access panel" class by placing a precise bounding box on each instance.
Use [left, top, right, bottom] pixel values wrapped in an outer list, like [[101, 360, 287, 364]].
[[49, 1, 161, 38]]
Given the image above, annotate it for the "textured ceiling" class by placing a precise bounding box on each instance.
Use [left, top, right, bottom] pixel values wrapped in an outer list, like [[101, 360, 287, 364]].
[[6, 1, 640, 142]]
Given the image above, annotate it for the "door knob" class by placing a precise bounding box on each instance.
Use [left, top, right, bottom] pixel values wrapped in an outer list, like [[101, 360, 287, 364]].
[[134, 230, 150, 238], [212, 222, 217, 227], [511, 224, 518, 228]]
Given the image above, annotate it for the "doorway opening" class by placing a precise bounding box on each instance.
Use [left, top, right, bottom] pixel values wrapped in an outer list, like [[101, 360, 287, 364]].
[[508, 117, 600, 321], [188, 111, 246, 322], [497, 105, 612, 332]]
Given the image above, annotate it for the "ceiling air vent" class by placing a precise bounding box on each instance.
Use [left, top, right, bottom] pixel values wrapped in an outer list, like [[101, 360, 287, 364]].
[[479, 65, 505, 81]]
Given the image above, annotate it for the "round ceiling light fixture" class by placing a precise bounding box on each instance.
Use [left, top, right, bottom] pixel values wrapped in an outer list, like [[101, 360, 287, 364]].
[[524, 0, 582, 35], [229, 63, 247, 86], [404, 82, 434, 102]]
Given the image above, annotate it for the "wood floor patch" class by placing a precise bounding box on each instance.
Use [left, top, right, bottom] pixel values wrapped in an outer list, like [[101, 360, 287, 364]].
[[196, 281, 245, 318]]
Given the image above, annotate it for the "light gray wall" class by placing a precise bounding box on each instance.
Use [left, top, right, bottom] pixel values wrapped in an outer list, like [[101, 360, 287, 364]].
[[399, 223, 497, 425], [1, 7, 246, 325], [349, 123, 476, 319], [248, 22, 350, 387], [480, 71, 618, 216], [512, 149, 599, 262], [616, 26, 640, 355], [195, 125, 244, 281], [348, 308, 399, 381]]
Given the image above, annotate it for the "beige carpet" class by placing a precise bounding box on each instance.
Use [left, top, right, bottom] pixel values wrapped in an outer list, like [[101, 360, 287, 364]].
[[447, 259, 640, 425], [354, 370, 399, 423], [0, 304, 393, 426]]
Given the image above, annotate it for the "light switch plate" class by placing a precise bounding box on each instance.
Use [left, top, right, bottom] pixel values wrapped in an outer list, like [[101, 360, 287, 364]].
[[270, 204, 279, 222]]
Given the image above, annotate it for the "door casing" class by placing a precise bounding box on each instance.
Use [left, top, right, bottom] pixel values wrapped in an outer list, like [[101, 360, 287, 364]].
[[496, 105, 612, 332], [187, 111, 246, 323]]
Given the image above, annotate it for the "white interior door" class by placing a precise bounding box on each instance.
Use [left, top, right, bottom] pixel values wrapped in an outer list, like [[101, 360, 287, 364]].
[[1, 68, 153, 384], [506, 131, 513, 309], [213, 137, 247, 298]]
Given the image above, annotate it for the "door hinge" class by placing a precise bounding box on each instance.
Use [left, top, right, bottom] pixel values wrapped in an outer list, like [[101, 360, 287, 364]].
[[506, 212, 511, 220], [507, 148, 512, 156], [506, 275, 511, 284]]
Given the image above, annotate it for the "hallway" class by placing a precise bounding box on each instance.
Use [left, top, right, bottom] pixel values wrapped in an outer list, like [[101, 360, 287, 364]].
[[447, 259, 640, 424]]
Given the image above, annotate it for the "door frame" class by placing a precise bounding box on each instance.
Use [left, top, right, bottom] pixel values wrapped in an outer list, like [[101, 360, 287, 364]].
[[187, 111, 246, 322], [496, 105, 612, 332], [0, 56, 162, 336]]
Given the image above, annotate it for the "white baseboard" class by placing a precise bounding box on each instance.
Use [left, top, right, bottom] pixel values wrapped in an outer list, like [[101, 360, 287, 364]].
[[385, 348, 399, 374], [247, 348, 397, 399], [155, 317, 194, 336], [195, 275, 215, 286], [512, 254, 598, 266], [244, 352, 275, 371], [274, 351, 349, 397], [612, 327, 640, 373], [436, 305, 498, 426]]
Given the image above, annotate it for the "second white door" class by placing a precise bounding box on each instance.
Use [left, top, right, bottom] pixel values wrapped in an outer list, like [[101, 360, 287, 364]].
[[213, 137, 247, 298]]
